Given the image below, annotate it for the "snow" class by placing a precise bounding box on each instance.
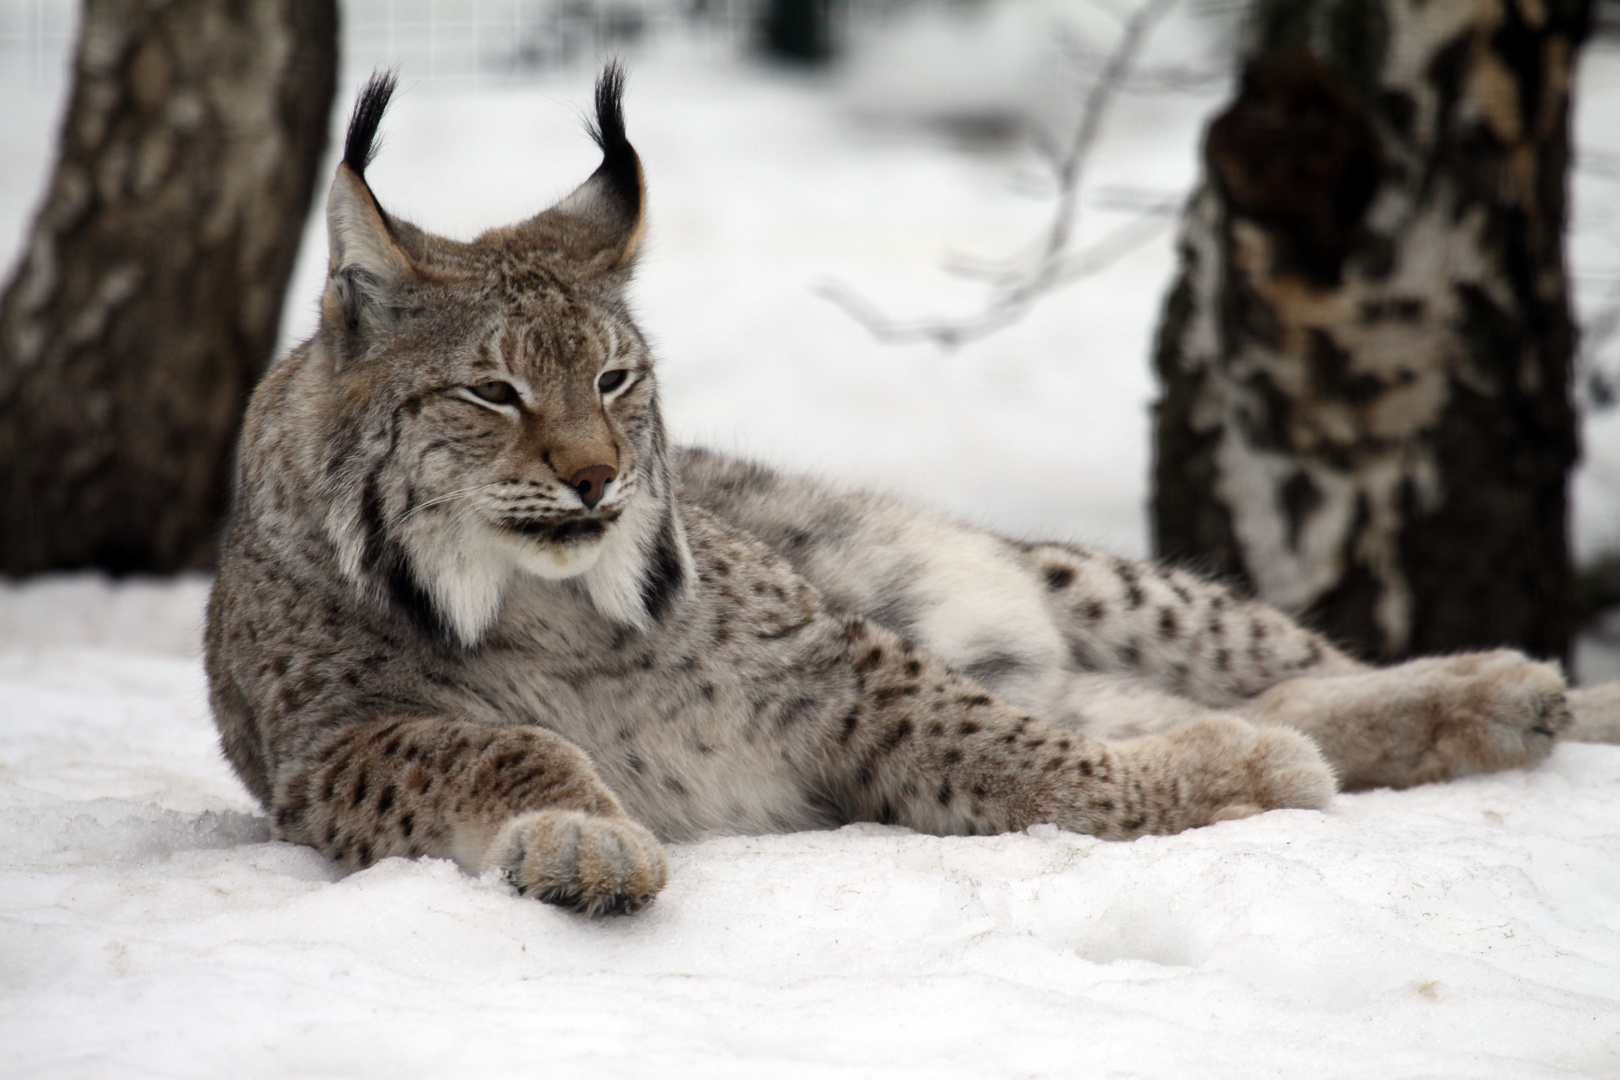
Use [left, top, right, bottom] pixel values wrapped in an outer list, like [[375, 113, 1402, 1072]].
[[3, 578, 1619, 1078], [4, 9, 1620, 1078]]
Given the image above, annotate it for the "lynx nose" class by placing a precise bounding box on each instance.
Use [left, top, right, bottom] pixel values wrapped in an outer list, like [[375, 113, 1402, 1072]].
[[570, 464, 617, 510]]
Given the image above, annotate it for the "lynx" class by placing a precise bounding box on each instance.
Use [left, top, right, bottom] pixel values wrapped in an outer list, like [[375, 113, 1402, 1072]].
[[206, 68, 1618, 917]]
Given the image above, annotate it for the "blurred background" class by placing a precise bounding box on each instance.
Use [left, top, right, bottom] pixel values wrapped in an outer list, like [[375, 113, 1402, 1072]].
[[2, 0, 1619, 671]]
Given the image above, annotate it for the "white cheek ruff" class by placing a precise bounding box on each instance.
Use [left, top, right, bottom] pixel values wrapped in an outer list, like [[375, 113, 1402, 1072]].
[[581, 489, 666, 630], [408, 518, 515, 646]]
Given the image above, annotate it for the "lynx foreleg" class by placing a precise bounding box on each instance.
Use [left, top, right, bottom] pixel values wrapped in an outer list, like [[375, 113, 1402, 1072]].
[[1240, 651, 1570, 790], [822, 622, 1334, 839], [272, 717, 666, 915]]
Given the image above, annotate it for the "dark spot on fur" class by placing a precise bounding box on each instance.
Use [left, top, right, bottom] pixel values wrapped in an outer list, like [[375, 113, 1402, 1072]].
[[1045, 565, 1075, 591], [377, 784, 396, 814], [1115, 560, 1146, 608], [400, 813, 414, 838], [944, 748, 963, 765], [776, 696, 818, 728], [1082, 600, 1106, 623], [958, 721, 981, 736], [640, 508, 687, 624], [1118, 641, 1140, 666], [1067, 640, 1098, 672], [839, 708, 861, 744], [1158, 607, 1179, 638], [905, 660, 922, 677], [854, 647, 885, 674], [881, 720, 913, 749], [352, 771, 369, 807], [663, 776, 690, 799], [626, 752, 646, 774], [1078, 760, 1093, 776], [936, 779, 953, 806]]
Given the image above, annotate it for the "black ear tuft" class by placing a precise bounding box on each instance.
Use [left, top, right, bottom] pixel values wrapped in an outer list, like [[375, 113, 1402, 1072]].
[[584, 61, 639, 214], [345, 70, 399, 179]]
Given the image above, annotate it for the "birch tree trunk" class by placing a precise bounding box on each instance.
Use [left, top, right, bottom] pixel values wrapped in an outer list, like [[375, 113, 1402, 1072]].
[[0, 0, 337, 575], [1152, 0, 1590, 663]]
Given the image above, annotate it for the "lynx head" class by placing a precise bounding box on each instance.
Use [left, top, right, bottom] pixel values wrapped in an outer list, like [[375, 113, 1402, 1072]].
[[311, 65, 689, 646]]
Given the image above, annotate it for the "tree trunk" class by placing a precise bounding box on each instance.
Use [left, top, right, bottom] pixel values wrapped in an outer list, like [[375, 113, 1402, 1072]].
[[759, 0, 836, 63], [0, 0, 337, 576], [1151, 0, 1590, 664]]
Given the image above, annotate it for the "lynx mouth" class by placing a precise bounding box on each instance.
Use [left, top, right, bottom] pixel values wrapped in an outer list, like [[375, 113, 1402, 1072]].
[[496, 512, 617, 547]]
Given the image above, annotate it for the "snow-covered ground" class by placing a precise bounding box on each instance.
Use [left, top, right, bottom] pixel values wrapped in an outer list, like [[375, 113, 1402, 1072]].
[[4, 8, 1620, 1077], [3, 574, 1619, 1078]]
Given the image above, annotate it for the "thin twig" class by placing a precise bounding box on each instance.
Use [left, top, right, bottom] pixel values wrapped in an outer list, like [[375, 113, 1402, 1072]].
[[1580, 270, 1620, 407], [822, 0, 1182, 350]]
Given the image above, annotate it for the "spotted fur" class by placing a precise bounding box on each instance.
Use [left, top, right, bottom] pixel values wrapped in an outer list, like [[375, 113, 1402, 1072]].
[[207, 68, 1594, 918]]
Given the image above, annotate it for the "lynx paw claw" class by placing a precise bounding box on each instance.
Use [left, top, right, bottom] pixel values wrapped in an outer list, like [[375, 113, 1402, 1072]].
[[490, 810, 668, 916]]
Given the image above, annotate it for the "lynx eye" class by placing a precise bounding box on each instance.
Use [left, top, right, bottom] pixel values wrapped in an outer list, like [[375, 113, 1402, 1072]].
[[597, 369, 629, 395], [467, 380, 519, 406]]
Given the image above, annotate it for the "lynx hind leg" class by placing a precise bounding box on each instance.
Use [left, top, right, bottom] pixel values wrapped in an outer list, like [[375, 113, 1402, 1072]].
[[485, 810, 667, 916], [1244, 650, 1569, 791], [1566, 682, 1620, 743]]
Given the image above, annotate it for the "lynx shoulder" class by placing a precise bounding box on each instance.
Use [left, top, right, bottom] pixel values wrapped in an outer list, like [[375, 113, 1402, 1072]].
[[206, 68, 1597, 917]]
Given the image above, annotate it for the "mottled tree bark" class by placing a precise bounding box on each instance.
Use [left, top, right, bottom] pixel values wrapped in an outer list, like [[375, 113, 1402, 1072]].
[[0, 0, 337, 575], [1152, 0, 1590, 664]]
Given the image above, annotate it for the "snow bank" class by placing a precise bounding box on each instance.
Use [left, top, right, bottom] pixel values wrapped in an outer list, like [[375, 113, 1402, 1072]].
[[3, 577, 1619, 1079]]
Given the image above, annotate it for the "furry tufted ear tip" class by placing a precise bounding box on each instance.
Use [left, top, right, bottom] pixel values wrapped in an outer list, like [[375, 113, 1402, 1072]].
[[345, 70, 399, 180], [584, 61, 641, 217]]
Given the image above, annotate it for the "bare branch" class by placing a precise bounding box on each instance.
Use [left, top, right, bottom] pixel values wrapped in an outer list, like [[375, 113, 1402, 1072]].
[[1579, 271, 1620, 408], [824, 0, 1182, 349]]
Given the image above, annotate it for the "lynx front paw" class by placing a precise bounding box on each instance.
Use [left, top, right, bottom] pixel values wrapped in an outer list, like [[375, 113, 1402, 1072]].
[[488, 810, 668, 916]]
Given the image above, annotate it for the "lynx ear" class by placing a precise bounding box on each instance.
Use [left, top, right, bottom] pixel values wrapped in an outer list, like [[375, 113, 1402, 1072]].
[[323, 72, 415, 337], [519, 63, 645, 276]]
